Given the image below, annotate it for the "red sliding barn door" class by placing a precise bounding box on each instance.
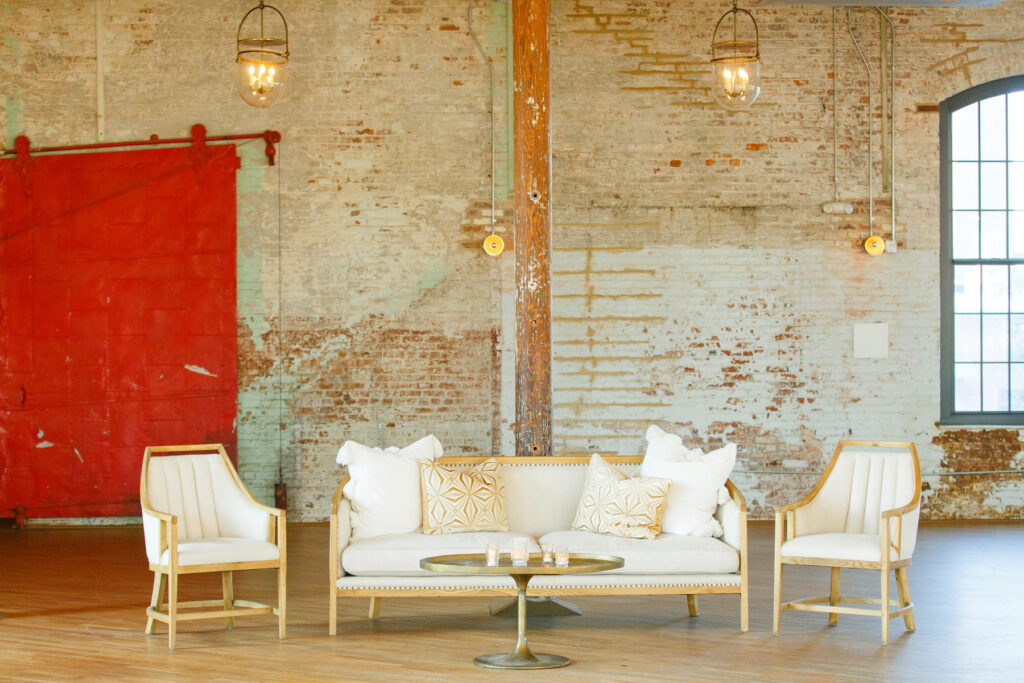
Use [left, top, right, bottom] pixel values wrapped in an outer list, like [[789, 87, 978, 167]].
[[0, 145, 238, 519]]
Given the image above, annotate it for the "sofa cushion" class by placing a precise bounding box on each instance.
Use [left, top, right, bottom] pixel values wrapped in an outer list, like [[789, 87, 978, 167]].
[[572, 454, 671, 540], [538, 529, 739, 575], [781, 533, 896, 563], [421, 458, 509, 534], [342, 531, 540, 576], [337, 435, 443, 541], [641, 426, 735, 538]]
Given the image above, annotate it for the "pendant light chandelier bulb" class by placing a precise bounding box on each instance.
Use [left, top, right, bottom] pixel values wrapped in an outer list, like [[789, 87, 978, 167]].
[[710, 1, 761, 111], [236, 1, 289, 108]]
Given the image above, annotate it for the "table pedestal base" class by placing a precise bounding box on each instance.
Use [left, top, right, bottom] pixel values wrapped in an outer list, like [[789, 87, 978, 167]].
[[472, 573, 572, 669], [474, 652, 570, 670], [489, 596, 583, 617]]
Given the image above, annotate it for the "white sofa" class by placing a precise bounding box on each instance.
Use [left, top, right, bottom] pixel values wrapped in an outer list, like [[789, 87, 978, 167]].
[[329, 455, 748, 634]]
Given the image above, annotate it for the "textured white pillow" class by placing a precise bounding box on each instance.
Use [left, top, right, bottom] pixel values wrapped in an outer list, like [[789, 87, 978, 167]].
[[337, 435, 443, 540], [640, 426, 736, 537]]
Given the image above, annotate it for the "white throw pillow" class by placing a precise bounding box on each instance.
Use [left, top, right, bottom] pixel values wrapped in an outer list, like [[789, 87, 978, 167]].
[[644, 425, 705, 462], [640, 426, 736, 537], [337, 435, 443, 540]]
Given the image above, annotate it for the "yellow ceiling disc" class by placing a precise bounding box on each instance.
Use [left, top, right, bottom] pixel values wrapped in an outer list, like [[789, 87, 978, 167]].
[[864, 235, 886, 256], [483, 234, 504, 256]]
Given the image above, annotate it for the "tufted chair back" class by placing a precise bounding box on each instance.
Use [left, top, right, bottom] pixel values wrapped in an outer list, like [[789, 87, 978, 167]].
[[793, 443, 920, 558]]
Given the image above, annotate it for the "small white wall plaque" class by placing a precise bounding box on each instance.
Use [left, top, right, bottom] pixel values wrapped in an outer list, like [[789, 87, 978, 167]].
[[853, 322, 889, 359]]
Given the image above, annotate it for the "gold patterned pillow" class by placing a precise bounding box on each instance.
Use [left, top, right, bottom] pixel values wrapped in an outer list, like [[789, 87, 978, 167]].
[[421, 458, 509, 534], [572, 454, 671, 539]]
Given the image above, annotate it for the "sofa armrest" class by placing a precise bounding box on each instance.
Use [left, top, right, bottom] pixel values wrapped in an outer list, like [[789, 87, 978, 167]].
[[335, 498, 352, 566], [330, 475, 352, 584], [716, 479, 747, 555]]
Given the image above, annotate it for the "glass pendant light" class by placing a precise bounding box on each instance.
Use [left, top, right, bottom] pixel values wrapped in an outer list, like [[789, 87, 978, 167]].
[[236, 1, 289, 108], [710, 1, 761, 111]]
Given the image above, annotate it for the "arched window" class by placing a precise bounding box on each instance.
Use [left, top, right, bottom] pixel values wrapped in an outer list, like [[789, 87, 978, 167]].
[[940, 75, 1024, 424]]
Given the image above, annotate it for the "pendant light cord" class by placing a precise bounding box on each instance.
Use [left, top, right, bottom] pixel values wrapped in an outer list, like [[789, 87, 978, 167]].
[[832, 8, 838, 204], [467, 0, 496, 234], [848, 8, 873, 237], [276, 141, 285, 489]]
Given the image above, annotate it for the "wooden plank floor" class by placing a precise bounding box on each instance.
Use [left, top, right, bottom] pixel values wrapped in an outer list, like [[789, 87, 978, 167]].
[[1, 520, 1022, 681]]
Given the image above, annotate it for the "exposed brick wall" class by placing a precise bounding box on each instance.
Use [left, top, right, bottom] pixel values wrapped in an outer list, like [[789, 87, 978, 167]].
[[3, 0, 1023, 521]]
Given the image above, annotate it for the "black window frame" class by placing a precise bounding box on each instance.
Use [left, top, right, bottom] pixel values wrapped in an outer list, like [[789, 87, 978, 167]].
[[940, 74, 1024, 425]]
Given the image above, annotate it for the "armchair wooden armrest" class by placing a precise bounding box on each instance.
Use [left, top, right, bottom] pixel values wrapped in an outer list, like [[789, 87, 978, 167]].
[[881, 497, 920, 559], [775, 501, 808, 514], [140, 491, 177, 563], [881, 499, 919, 519], [774, 500, 812, 542]]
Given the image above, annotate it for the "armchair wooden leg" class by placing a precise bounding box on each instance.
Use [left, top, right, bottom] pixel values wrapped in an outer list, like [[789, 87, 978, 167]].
[[895, 567, 915, 631], [829, 567, 840, 626], [278, 564, 287, 639], [740, 584, 749, 633], [146, 572, 166, 635], [773, 561, 783, 635], [880, 567, 890, 645], [168, 571, 178, 650], [368, 596, 382, 619], [773, 518, 783, 635], [222, 571, 234, 630], [330, 592, 338, 636], [686, 594, 699, 617]]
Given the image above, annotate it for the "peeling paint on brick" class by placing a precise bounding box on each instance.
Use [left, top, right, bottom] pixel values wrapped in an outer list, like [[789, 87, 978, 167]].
[[928, 429, 1024, 518]]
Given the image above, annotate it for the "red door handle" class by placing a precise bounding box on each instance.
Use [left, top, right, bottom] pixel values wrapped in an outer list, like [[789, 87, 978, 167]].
[[19, 386, 26, 405]]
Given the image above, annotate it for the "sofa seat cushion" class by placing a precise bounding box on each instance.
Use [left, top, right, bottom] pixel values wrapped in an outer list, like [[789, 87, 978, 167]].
[[781, 533, 894, 563], [538, 530, 739, 575], [159, 537, 280, 566], [342, 531, 540, 576]]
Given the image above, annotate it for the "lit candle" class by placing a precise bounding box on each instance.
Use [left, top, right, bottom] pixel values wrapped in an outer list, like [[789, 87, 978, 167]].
[[511, 537, 529, 567], [485, 542, 499, 567], [555, 546, 569, 567]]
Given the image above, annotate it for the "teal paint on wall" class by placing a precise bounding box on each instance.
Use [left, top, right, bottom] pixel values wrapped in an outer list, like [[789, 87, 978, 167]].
[[234, 142, 294, 504], [384, 264, 455, 317], [236, 143, 272, 351], [484, 0, 512, 200], [4, 31, 20, 62], [5, 91, 22, 149], [3, 31, 22, 149]]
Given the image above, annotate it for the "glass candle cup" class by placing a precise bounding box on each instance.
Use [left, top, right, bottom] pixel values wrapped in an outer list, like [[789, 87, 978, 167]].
[[541, 543, 555, 565], [485, 542, 499, 567], [555, 545, 569, 567], [511, 537, 530, 567]]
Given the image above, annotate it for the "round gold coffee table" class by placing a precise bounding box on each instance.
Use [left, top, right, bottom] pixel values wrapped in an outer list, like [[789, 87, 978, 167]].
[[420, 552, 623, 670]]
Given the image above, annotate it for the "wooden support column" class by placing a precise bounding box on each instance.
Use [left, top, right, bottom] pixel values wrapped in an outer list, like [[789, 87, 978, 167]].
[[513, 0, 552, 457]]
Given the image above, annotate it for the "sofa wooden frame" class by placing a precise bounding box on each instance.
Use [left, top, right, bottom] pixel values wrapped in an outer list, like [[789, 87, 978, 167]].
[[140, 444, 287, 649], [329, 455, 748, 635], [772, 440, 920, 645]]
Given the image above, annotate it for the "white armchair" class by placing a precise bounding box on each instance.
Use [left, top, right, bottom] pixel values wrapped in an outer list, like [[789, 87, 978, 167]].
[[772, 440, 920, 644], [140, 444, 286, 649]]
